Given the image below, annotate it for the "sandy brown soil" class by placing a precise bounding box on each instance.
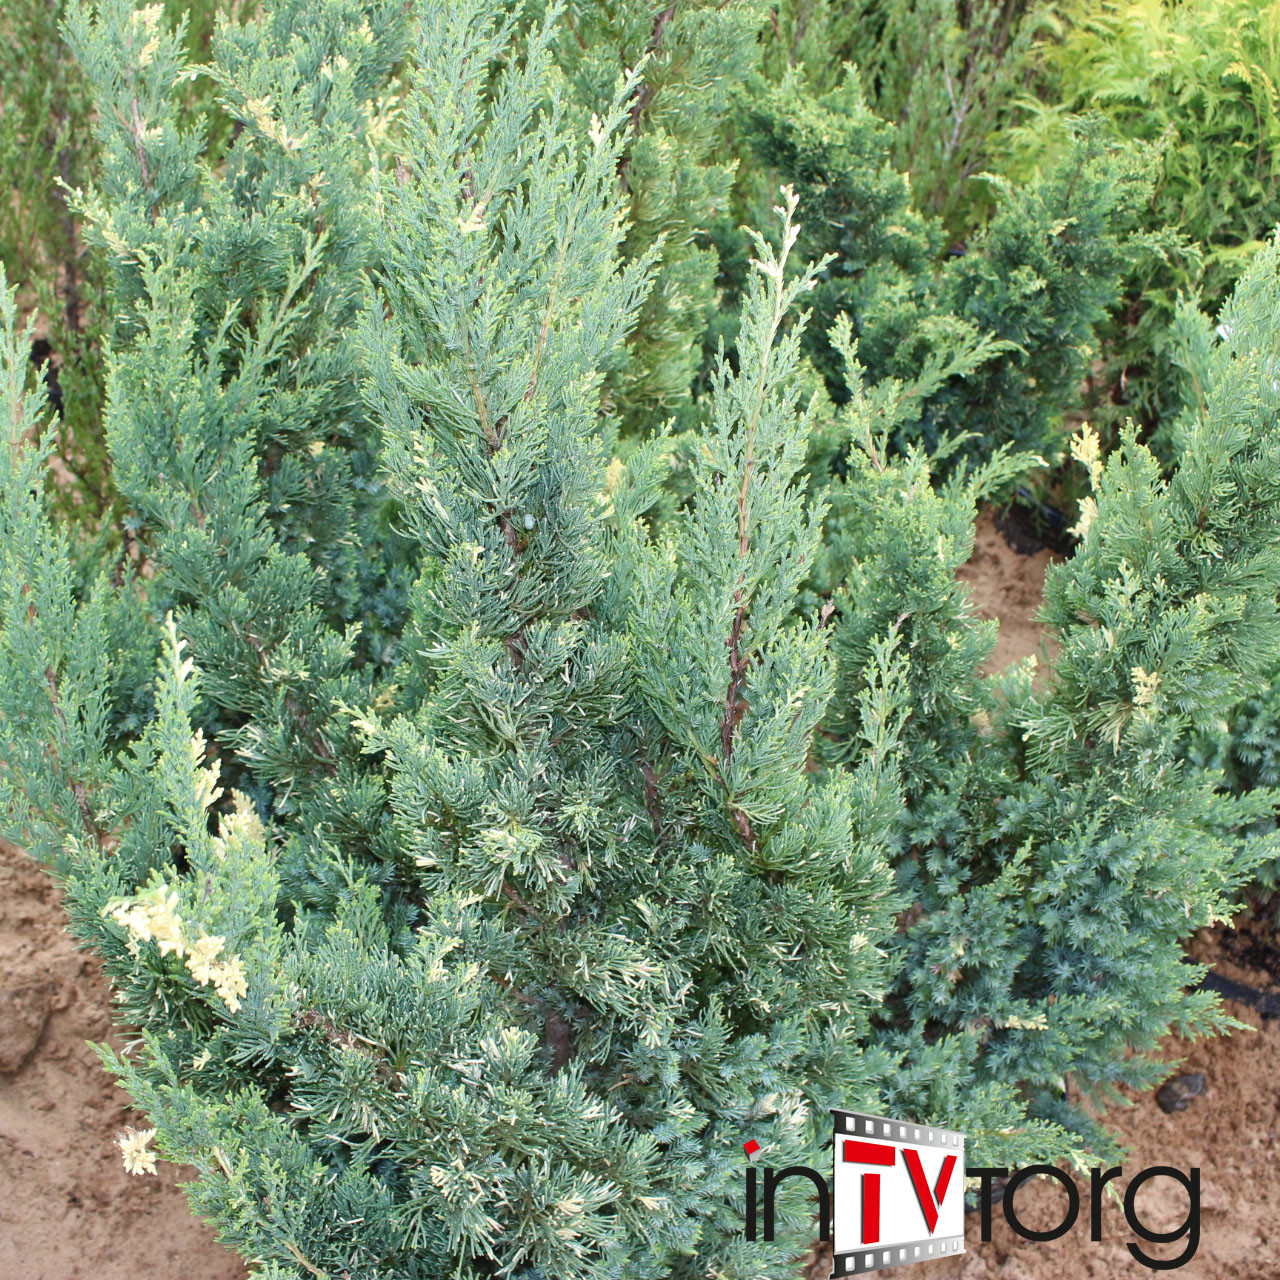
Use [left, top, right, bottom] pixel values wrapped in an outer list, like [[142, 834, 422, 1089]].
[[957, 510, 1061, 675], [0, 510, 1275, 1280], [0, 837, 245, 1280]]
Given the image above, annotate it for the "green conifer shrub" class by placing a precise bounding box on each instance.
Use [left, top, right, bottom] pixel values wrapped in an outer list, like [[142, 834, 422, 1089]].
[[5, 0, 1280, 1274], [552, 0, 1141, 470], [733, 66, 1154, 461], [62, 0, 413, 783], [812, 240, 1280, 1150], [1003, 2, 1280, 882], [1001, 0, 1280, 433], [2, 2, 901, 1273], [767, 0, 1054, 237], [0, 0, 228, 526]]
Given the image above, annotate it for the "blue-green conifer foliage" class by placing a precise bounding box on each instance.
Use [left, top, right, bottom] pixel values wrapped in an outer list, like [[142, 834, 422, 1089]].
[[3, 1, 1280, 1277]]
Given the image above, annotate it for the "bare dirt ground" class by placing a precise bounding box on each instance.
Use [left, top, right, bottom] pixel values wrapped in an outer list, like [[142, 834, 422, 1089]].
[[956, 509, 1061, 675], [0, 837, 245, 1280], [0, 507, 1274, 1279]]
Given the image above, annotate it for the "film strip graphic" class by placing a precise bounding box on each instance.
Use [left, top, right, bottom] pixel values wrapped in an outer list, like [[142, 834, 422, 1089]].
[[830, 1109, 966, 1276], [832, 1233, 966, 1276]]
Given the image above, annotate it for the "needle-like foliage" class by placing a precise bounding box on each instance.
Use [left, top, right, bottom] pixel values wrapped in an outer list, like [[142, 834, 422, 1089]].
[[5, 3, 1280, 1275], [1, 3, 899, 1274]]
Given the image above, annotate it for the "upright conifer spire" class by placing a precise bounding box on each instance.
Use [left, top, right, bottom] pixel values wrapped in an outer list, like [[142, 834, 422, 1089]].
[[363, 5, 900, 1267]]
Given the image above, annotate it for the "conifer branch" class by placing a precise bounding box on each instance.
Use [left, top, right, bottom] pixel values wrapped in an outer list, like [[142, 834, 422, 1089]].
[[717, 188, 812, 851], [43, 664, 106, 847]]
